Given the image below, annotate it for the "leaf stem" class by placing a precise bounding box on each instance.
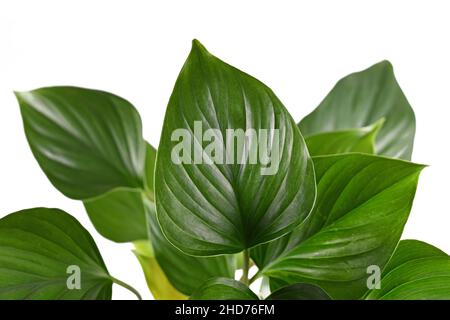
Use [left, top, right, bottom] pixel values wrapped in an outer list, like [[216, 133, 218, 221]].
[[111, 276, 142, 300], [242, 249, 250, 285], [249, 271, 260, 284]]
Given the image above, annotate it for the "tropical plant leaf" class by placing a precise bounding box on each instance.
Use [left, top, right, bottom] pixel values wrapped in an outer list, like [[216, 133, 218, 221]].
[[83, 189, 147, 243], [0, 208, 112, 299], [305, 119, 384, 156], [266, 283, 331, 300], [155, 40, 316, 256], [144, 143, 157, 197], [190, 278, 258, 300], [260, 153, 424, 299], [364, 240, 450, 299], [15, 87, 146, 200], [383, 239, 447, 274], [144, 198, 235, 296], [133, 240, 187, 300], [82, 142, 156, 243], [299, 61, 415, 160]]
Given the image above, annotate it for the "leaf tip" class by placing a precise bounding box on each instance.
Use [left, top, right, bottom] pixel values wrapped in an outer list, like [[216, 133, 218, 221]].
[[190, 39, 210, 56]]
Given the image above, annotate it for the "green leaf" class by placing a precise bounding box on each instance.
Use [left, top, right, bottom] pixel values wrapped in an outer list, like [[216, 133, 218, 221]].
[[0, 208, 112, 299], [364, 240, 450, 299], [145, 197, 235, 296], [144, 142, 157, 197], [82, 142, 155, 243], [299, 61, 415, 160], [15, 87, 146, 200], [383, 239, 447, 274], [155, 39, 316, 256], [305, 119, 384, 156], [133, 241, 187, 300], [83, 189, 147, 243], [190, 278, 258, 300], [266, 283, 331, 300], [365, 257, 450, 299], [261, 153, 424, 299]]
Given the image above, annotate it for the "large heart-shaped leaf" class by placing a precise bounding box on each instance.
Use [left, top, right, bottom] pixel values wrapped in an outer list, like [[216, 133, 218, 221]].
[[266, 283, 331, 300], [365, 240, 450, 299], [299, 61, 415, 160], [0, 208, 112, 299], [155, 40, 316, 256], [190, 278, 258, 300], [259, 153, 424, 299], [15, 87, 146, 200], [305, 119, 383, 156], [145, 198, 235, 296]]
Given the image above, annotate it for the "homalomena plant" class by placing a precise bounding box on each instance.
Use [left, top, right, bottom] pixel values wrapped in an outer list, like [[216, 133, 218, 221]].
[[1, 39, 449, 300]]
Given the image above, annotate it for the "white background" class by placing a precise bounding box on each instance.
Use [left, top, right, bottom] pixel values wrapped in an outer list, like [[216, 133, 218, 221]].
[[0, 0, 449, 300]]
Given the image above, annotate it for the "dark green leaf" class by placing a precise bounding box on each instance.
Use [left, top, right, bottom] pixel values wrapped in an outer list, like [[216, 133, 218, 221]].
[[299, 61, 415, 160], [266, 283, 331, 300], [145, 198, 235, 296], [144, 143, 157, 196], [155, 40, 316, 256], [261, 153, 424, 299], [364, 239, 450, 299], [190, 278, 258, 300], [83, 189, 147, 243], [305, 119, 383, 156], [82, 142, 155, 243], [15, 87, 146, 200], [0, 208, 112, 299]]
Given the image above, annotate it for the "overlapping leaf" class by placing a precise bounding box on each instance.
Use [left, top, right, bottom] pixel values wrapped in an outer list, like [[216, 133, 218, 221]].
[[299, 61, 415, 160], [266, 283, 331, 300], [365, 240, 450, 299], [305, 119, 383, 156], [155, 40, 316, 256], [190, 278, 258, 300], [144, 197, 235, 296], [259, 153, 424, 299]]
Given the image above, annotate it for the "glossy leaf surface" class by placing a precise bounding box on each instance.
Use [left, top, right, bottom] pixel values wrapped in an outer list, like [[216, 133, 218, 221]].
[[190, 278, 258, 300], [155, 40, 315, 256], [299, 61, 415, 160], [0, 208, 112, 299], [305, 119, 383, 156], [261, 154, 424, 299], [16, 87, 146, 200]]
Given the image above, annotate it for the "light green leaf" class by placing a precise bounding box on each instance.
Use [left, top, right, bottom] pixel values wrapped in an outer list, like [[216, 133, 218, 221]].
[[190, 278, 258, 300], [133, 241, 187, 300], [305, 119, 384, 156], [299, 61, 415, 160], [364, 239, 450, 299], [145, 197, 235, 296], [0, 208, 112, 299], [155, 40, 316, 256], [260, 153, 424, 299], [15, 87, 146, 200], [266, 283, 331, 300]]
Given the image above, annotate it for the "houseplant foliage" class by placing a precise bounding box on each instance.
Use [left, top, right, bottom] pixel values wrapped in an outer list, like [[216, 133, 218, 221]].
[[1, 39, 449, 300]]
